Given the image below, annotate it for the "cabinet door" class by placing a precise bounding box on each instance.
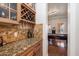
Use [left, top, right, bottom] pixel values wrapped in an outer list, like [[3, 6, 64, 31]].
[[25, 50, 34, 56], [16, 50, 34, 56], [10, 3, 17, 20], [0, 3, 17, 20], [21, 47, 34, 56], [34, 45, 41, 56], [0, 7, 9, 18], [34, 41, 42, 56], [10, 3, 17, 10]]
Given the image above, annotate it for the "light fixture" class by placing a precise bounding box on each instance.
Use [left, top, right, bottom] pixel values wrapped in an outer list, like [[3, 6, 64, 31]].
[[48, 11, 57, 16], [48, 7, 59, 16]]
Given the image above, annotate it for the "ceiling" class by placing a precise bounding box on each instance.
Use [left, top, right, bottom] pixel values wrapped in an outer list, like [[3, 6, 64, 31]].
[[48, 3, 68, 17]]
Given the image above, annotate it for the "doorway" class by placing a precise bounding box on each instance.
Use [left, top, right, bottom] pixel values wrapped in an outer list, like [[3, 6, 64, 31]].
[[48, 3, 68, 56]]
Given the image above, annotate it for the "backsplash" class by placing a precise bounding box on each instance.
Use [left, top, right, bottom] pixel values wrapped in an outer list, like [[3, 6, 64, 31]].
[[34, 24, 43, 40], [0, 24, 43, 45], [0, 25, 18, 44], [0, 24, 28, 44]]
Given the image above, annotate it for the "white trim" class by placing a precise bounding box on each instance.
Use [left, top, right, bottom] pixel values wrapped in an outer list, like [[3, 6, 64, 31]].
[[68, 3, 76, 56]]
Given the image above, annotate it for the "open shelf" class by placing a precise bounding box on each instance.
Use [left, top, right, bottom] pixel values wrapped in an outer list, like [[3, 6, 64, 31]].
[[20, 19, 35, 24]]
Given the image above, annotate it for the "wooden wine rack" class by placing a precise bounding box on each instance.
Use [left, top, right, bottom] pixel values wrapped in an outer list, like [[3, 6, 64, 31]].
[[21, 3, 35, 24]]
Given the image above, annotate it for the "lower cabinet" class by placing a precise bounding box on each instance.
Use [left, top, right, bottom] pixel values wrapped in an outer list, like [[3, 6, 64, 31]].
[[26, 51, 34, 56], [33, 41, 42, 56], [16, 40, 42, 56]]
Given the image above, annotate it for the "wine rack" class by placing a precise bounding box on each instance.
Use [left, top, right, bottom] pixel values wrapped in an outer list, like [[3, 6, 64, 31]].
[[21, 3, 35, 24], [20, 3, 36, 39]]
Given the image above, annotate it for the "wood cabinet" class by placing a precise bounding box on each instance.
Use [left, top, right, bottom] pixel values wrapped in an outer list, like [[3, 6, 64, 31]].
[[0, 3, 18, 25], [0, 3, 36, 27], [16, 40, 42, 56], [33, 40, 42, 56], [25, 50, 34, 56], [0, 3, 35, 24]]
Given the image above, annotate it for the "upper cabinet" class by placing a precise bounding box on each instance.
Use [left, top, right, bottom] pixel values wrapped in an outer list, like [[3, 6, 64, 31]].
[[0, 3, 36, 25], [0, 3, 18, 25]]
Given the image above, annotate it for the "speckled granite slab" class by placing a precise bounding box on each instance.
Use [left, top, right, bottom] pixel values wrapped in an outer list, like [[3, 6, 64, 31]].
[[0, 38, 40, 56]]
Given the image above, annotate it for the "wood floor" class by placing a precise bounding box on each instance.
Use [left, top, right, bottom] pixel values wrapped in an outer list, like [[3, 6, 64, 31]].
[[48, 45, 67, 56]]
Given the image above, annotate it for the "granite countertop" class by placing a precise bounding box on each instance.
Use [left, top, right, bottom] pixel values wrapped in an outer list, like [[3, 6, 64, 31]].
[[0, 38, 41, 56]]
